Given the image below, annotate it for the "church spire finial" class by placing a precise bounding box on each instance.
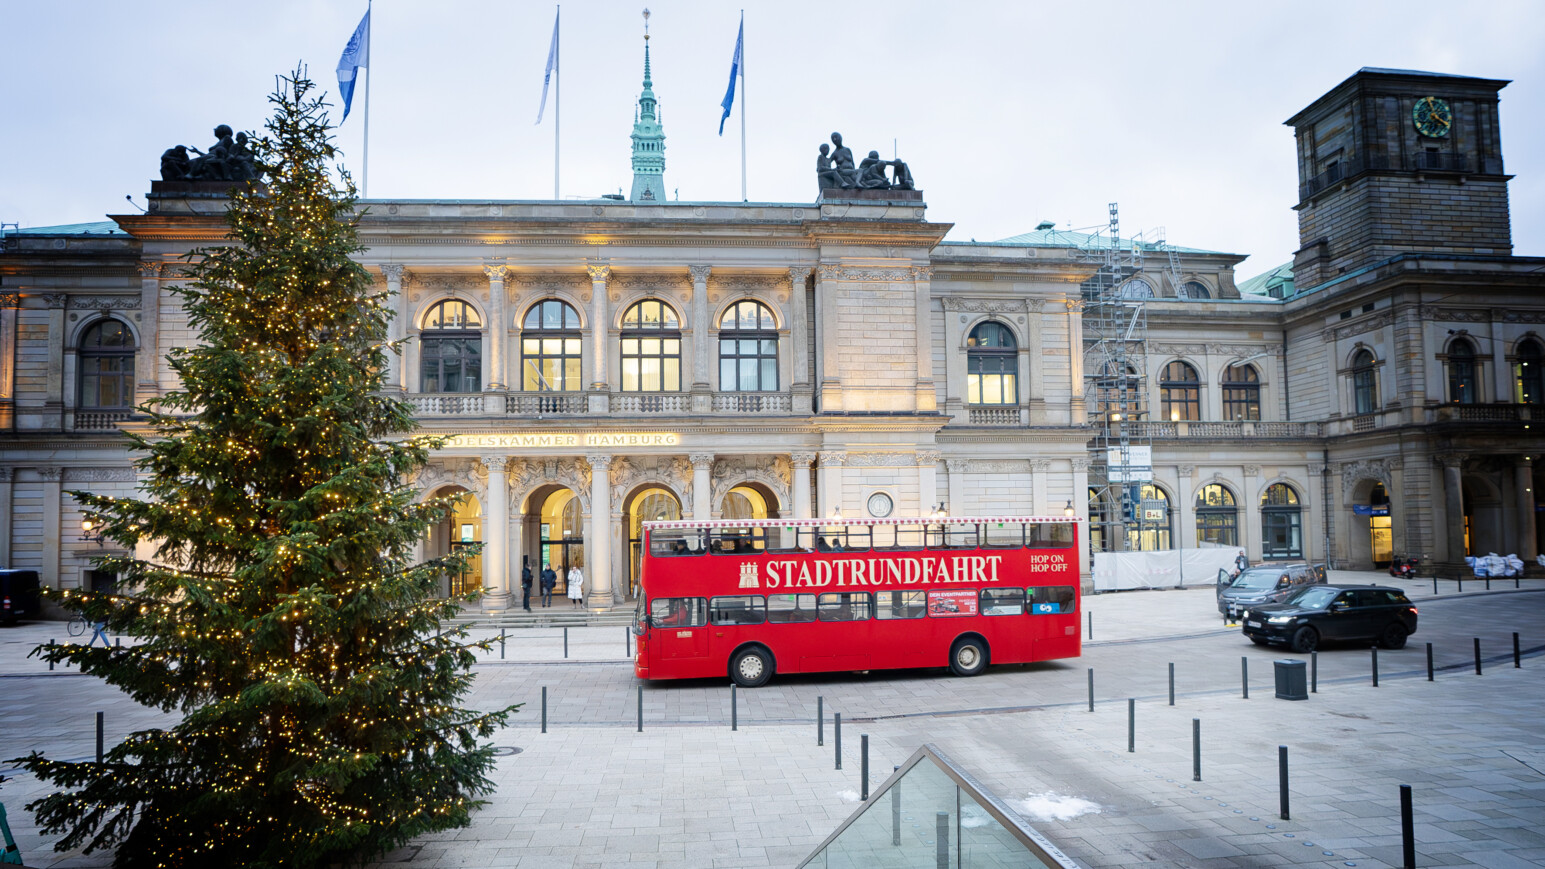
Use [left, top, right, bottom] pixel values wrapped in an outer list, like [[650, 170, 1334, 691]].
[[629, 6, 665, 201]]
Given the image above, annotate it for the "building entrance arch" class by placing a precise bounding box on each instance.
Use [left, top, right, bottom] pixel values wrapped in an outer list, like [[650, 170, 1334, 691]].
[[425, 485, 483, 597], [1346, 479, 1391, 569], [1462, 476, 1504, 557], [625, 486, 683, 599], [524, 484, 584, 598]]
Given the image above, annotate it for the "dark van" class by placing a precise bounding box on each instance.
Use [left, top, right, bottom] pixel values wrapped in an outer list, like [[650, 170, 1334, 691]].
[[0, 569, 42, 625]]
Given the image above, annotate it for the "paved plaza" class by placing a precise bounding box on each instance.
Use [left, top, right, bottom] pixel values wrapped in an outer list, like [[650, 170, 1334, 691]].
[[1, 572, 1542, 868]]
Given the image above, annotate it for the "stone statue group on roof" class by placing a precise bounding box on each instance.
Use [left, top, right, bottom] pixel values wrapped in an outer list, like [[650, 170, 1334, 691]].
[[817, 132, 914, 193], [159, 124, 261, 182]]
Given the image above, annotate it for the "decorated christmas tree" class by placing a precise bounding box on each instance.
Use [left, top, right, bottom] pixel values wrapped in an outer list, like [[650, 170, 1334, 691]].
[[12, 68, 513, 869]]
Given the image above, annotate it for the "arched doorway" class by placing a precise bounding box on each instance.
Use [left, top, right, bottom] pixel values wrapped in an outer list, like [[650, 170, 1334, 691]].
[[1462, 476, 1504, 557], [722, 482, 783, 548], [625, 486, 683, 599], [1346, 480, 1391, 569], [425, 485, 483, 597], [525, 485, 584, 598]]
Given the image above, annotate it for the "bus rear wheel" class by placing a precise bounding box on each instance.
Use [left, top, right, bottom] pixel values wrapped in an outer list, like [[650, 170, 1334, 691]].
[[949, 637, 989, 677], [730, 647, 774, 688]]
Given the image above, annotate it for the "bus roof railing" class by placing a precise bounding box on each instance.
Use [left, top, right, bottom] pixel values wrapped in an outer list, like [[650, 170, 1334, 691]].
[[642, 515, 1077, 531]]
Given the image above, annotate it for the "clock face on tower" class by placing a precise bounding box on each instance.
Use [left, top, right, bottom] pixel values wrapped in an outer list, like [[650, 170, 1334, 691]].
[[1413, 96, 1453, 138]]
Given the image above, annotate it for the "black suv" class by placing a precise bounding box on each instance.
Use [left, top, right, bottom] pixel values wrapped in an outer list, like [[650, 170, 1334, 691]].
[[1240, 584, 1418, 653]]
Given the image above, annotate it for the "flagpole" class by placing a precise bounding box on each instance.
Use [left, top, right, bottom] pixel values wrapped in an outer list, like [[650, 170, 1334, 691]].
[[362, 0, 372, 198], [739, 9, 746, 201], [554, 5, 561, 200]]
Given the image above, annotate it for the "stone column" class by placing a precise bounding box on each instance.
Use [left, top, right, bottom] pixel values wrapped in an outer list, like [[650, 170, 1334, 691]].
[[1072, 457, 1092, 587], [1025, 301, 1045, 425], [135, 262, 163, 398], [815, 265, 842, 411], [689, 266, 712, 411], [482, 263, 508, 391], [510, 512, 526, 604], [1387, 458, 1408, 559], [945, 458, 967, 516], [1066, 299, 1086, 423], [380, 265, 407, 393], [586, 261, 611, 397], [586, 454, 614, 607], [941, 300, 966, 423], [791, 451, 815, 519], [817, 451, 846, 518], [1177, 465, 1196, 553], [1438, 453, 1468, 569], [1516, 458, 1538, 562], [0, 467, 12, 567], [0, 293, 17, 429], [1490, 311, 1510, 402], [788, 268, 812, 402], [44, 294, 67, 429], [917, 451, 940, 516], [41, 467, 62, 589], [1242, 465, 1262, 562], [1030, 459, 1050, 517], [690, 453, 714, 521], [911, 267, 937, 412], [480, 456, 510, 611]]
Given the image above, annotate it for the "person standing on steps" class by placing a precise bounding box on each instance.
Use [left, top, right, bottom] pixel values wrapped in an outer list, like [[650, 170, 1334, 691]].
[[521, 558, 533, 612], [567, 566, 584, 609], [540, 565, 556, 608]]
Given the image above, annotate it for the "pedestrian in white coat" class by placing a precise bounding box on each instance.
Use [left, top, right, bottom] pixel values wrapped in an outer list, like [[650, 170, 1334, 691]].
[[567, 566, 584, 608]]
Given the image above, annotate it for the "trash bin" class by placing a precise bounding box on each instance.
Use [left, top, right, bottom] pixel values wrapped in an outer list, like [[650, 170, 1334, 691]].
[[1274, 659, 1308, 701]]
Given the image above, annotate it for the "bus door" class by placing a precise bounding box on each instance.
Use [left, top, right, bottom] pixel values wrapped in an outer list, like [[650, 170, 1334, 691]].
[[649, 596, 709, 659]]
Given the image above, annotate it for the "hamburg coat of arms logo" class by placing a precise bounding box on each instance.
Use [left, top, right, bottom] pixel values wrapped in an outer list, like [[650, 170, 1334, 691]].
[[738, 562, 760, 589]]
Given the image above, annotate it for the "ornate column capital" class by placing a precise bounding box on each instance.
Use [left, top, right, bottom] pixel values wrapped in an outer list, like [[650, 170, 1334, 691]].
[[479, 455, 510, 474], [1177, 464, 1195, 477], [482, 262, 510, 282], [39, 467, 63, 482], [688, 453, 715, 469], [787, 266, 812, 286], [909, 266, 934, 281], [917, 450, 942, 465], [1064, 298, 1085, 313], [1029, 458, 1052, 472], [585, 454, 614, 471], [0, 292, 18, 308], [585, 261, 612, 282], [1071, 457, 1091, 472], [136, 261, 165, 279], [1243, 464, 1261, 477], [818, 451, 847, 467], [1435, 452, 1468, 469], [944, 458, 969, 474], [380, 263, 407, 282], [687, 265, 713, 284], [790, 451, 817, 468], [42, 293, 67, 309]]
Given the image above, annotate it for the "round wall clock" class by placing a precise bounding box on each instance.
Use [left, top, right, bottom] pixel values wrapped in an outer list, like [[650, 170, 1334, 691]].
[[866, 492, 894, 518], [1413, 96, 1452, 138]]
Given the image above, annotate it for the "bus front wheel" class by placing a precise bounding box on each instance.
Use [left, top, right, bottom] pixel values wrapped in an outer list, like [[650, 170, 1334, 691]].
[[949, 637, 989, 677], [730, 647, 774, 688]]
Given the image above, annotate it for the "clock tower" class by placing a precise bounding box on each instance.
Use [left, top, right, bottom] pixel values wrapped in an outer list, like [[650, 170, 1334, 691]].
[[1285, 68, 1512, 291]]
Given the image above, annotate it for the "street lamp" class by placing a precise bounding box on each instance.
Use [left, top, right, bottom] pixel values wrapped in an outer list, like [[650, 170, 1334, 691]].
[[1063, 500, 1075, 518], [80, 517, 105, 546]]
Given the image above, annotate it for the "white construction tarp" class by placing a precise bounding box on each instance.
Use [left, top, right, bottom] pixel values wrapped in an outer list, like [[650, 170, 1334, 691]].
[[1092, 547, 1240, 592]]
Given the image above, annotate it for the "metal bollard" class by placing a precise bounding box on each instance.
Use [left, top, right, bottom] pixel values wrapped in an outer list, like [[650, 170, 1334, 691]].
[[541, 686, 547, 733], [637, 685, 643, 732], [936, 812, 950, 869], [96, 711, 104, 764], [1087, 668, 1094, 712], [731, 685, 737, 731], [1427, 643, 1434, 681], [1241, 656, 1249, 699], [500, 628, 506, 660], [625, 627, 631, 657], [115, 636, 120, 648], [861, 734, 869, 800], [1192, 718, 1201, 782], [564, 627, 569, 659], [1400, 784, 1415, 869], [1487, 576, 1492, 590], [835, 712, 842, 770], [1087, 611, 1093, 640], [1515, 632, 1522, 668], [49, 638, 55, 671], [1432, 575, 1438, 595], [1127, 698, 1135, 753], [1168, 662, 1175, 706], [1372, 646, 1379, 687], [818, 696, 824, 746], [1311, 650, 1318, 693], [892, 767, 902, 846], [1278, 745, 1290, 821], [1475, 637, 1483, 675], [1458, 576, 1463, 593]]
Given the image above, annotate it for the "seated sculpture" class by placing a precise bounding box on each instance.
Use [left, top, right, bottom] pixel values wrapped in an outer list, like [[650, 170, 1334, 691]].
[[159, 145, 191, 181], [160, 124, 261, 182], [858, 150, 891, 189]]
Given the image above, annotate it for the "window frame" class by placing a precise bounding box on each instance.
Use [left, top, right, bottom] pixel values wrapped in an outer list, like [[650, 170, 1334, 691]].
[[1260, 483, 1303, 560], [966, 321, 1019, 406], [521, 299, 584, 392], [76, 318, 136, 410], [620, 299, 683, 393], [1515, 339, 1545, 405], [419, 300, 483, 394], [1160, 360, 1201, 421], [1221, 363, 1261, 421], [1445, 337, 1479, 405], [1181, 280, 1212, 300], [1351, 349, 1378, 415], [717, 300, 779, 392], [1196, 483, 1239, 547]]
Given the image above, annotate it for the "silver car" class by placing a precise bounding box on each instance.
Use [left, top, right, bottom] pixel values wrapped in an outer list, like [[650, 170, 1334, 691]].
[[1217, 563, 1327, 619]]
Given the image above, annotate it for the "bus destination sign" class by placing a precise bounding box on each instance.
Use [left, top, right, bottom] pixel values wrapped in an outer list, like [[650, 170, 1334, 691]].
[[734, 550, 1070, 590]]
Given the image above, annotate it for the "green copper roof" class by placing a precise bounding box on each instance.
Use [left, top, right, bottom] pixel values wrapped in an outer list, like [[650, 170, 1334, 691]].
[[987, 227, 1230, 255], [1237, 261, 1295, 298], [12, 221, 127, 236]]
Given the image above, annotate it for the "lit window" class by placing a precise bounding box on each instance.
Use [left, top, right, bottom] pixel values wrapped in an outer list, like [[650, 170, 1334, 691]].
[[521, 299, 583, 391], [620, 299, 681, 392], [1196, 483, 1238, 547], [1446, 338, 1478, 405], [1515, 339, 1544, 405], [1160, 361, 1200, 421], [1222, 364, 1260, 420], [966, 321, 1017, 405]]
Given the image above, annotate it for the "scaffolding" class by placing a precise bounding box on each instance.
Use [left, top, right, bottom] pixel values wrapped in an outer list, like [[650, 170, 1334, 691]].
[[1080, 203, 1154, 554]]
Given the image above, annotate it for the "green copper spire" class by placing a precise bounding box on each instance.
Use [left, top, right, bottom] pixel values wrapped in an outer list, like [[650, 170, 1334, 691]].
[[630, 7, 665, 201]]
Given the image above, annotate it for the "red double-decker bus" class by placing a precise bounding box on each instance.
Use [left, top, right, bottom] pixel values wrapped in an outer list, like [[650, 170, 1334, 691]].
[[631, 516, 1081, 687]]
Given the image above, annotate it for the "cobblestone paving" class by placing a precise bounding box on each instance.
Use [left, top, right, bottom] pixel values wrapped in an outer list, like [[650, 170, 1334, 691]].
[[1, 574, 1541, 867]]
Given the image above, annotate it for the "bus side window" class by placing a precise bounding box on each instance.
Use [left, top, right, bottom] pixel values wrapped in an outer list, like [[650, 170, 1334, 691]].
[[1028, 586, 1076, 614], [875, 590, 926, 619], [766, 593, 817, 624], [710, 595, 766, 626], [1029, 523, 1076, 549], [650, 597, 708, 627], [817, 592, 872, 622], [980, 587, 1025, 615], [982, 522, 1024, 549]]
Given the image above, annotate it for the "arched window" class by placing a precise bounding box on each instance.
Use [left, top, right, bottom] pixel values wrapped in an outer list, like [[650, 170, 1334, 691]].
[[521, 299, 583, 391], [420, 300, 482, 393], [1119, 278, 1153, 299], [719, 300, 778, 392], [620, 299, 681, 392], [1097, 361, 1145, 419], [1446, 337, 1478, 405], [1222, 364, 1261, 421], [1126, 484, 1172, 551], [966, 321, 1017, 405], [1515, 339, 1544, 405], [1181, 280, 1211, 300], [1351, 349, 1378, 415], [78, 319, 135, 409], [1160, 361, 1201, 421], [1196, 483, 1238, 547], [1261, 483, 1302, 559]]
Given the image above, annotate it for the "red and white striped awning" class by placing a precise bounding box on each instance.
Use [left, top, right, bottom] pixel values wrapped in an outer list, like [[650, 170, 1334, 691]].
[[642, 515, 1076, 531]]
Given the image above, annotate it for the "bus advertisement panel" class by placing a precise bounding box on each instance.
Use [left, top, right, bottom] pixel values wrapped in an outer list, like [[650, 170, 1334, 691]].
[[631, 517, 1081, 687]]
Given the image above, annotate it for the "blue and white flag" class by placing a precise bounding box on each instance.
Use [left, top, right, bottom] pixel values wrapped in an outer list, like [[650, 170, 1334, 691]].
[[337, 8, 370, 122], [718, 18, 742, 136], [536, 9, 559, 124]]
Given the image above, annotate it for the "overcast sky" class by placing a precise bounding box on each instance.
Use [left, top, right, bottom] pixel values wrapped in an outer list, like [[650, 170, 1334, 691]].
[[3, 0, 1542, 279]]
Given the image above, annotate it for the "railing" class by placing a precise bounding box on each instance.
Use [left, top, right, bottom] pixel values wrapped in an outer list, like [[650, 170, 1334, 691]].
[[508, 392, 587, 415], [610, 393, 688, 414], [74, 411, 132, 431], [1299, 153, 1390, 199], [1125, 420, 1322, 439], [407, 393, 486, 415], [1433, 404, 1531, 423], [1352, 413, 1378, 432], [712, 393, 791, 413], [1408, 152, 1469, 173], [966, 406, 1020, 426]]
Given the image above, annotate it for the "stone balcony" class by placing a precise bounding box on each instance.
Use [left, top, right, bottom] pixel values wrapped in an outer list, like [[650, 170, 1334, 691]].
[[1125, 420, 1323, 439], [405, 391, 799, 418]]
